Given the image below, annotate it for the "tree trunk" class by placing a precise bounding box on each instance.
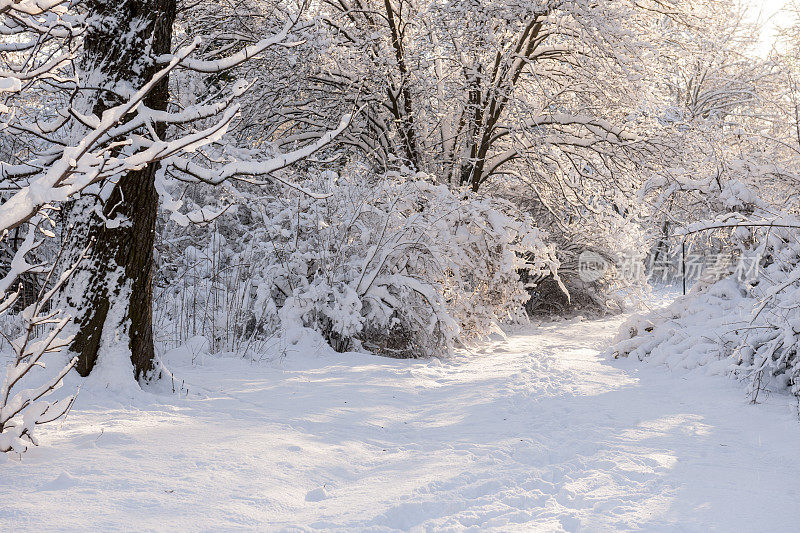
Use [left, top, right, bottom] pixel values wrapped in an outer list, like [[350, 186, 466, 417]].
[[65, 0, 175, 380]]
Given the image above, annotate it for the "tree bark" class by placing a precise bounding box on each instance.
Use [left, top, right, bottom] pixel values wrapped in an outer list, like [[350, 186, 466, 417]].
[[65, 0, 175, 380]]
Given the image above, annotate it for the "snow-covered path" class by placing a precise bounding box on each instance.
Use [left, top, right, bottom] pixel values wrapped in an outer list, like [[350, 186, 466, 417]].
[[4, 314, 800, 532]]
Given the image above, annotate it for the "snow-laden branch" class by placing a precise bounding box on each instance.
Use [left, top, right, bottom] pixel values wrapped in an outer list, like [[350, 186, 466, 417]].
[[160, 20, 294, 73], [0, 0, 68, 16], [169, 113, 353, 197], [0, 218, 83, 454], [0, 39, 200, 233]]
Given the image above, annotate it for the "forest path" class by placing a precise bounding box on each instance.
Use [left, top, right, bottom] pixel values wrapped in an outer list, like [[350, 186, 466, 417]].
[[4, 311, 800, 531]]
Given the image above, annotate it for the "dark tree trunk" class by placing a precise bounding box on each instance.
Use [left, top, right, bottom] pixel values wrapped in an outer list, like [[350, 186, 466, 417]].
[[65, 0, 175, 380]]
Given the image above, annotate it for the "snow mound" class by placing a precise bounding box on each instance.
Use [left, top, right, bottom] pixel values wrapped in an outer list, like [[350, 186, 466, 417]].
[[37, 472, 81, 492], [305, 487, 329, 502]]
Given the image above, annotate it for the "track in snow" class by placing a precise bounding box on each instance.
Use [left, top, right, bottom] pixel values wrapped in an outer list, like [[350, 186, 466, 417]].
[[4, 314, 800, 531]]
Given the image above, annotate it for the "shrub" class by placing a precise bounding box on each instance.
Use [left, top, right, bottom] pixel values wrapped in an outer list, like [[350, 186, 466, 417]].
[[612, 217, 800, 400], [154, 166, 563, 357]]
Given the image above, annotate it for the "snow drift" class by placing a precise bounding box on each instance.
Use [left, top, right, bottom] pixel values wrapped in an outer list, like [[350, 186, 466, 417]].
[[613, 218, 800, 400]]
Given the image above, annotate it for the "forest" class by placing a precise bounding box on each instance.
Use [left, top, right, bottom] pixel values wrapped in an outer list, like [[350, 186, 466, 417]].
[[2, 0, 800, 530]]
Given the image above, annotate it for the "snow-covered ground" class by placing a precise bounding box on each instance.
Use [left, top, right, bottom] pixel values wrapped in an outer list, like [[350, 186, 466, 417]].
[[4, 306, 800, 531]]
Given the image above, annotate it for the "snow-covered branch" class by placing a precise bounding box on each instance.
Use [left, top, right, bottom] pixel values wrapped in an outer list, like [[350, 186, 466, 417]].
[[0, 218, 82, 454]]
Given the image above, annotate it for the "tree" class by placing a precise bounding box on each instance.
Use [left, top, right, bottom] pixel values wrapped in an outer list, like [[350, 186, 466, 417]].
[[310, 0, 687, 195], [63, 0, 178, 379], [1, 0, 350, 382], [273, 0, 710, 311]]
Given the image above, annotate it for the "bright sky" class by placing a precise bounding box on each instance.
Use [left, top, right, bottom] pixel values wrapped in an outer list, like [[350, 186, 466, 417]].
[[747, 0, 788, 55]]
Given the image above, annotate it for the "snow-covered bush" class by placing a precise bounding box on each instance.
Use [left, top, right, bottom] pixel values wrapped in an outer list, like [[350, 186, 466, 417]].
[[612, 217, 800, 401], [155, 166, 562, 357], [533, 212, 649, 315]]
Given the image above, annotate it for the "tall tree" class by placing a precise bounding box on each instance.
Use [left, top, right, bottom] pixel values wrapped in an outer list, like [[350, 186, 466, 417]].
[[312, 0, 684, 193], [65, 0, 177, 379]]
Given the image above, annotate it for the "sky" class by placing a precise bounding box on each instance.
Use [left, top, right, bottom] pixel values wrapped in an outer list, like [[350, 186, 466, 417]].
[[747, 0, 789, 55]]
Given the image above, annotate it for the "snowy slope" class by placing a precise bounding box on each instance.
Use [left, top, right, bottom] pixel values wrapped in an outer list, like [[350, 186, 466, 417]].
[[3, 313, 800, 532]]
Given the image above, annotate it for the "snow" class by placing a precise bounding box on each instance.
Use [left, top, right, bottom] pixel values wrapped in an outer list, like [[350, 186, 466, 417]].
[[0, 76, 21, 93], [4, 307, 800, 531]]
